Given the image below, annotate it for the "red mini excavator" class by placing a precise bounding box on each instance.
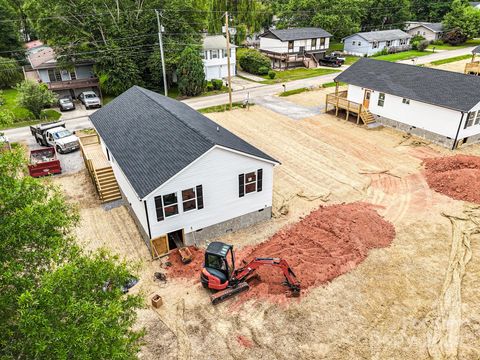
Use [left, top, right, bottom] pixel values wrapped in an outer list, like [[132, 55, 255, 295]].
[[200, 241, 301, 305]]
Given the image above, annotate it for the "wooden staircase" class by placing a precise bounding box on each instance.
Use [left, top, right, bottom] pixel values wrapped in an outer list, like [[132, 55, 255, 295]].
[[94, 167, 122, 202], [303, 52, 319, 68], [360, 109, 376, 125]]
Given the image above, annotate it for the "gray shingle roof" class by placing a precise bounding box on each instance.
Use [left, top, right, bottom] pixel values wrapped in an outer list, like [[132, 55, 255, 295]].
[[90, 86, 278, 198], [473, 45, 480, 54], [202, 35, 236, 50], [334, 58, 480, 112], [262, 27, 332, 41], [345, 29, 411, 42], [409, 22, 444, 33]]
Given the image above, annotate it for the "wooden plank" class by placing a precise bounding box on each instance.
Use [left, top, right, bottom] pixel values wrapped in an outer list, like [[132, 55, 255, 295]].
[[151, 235, 169, 259]]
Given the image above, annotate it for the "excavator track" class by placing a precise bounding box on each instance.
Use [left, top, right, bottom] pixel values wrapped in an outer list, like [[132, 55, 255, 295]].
[[210, 282, 250, 305]]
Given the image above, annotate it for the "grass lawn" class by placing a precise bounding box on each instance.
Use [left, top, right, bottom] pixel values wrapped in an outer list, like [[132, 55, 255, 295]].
[[279, 88, 309, 97], [427, 39, 480, 51], [261, 68, 341, 84], [322, 81, 346, 88], [373, 50, 430, 62], [198, 101, 250, 114], [345, 56, 360, 65], [0, 88, 61, 129], [429, 54, 472, 66], [329, 41, 344, 51]]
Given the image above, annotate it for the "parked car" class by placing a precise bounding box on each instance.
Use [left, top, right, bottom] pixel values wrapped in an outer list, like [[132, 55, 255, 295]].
[[319, 55, 343, 67], [78, 91, 102, 109], [330, 52, 346, 64], [28, 147, 62, 177], [30, 121, 80, 154], [58, 97, 75, 112]]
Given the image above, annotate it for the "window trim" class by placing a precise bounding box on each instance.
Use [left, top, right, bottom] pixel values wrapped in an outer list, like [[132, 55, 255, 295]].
[[320, 37, 325, 47], [288, 41, 294, 52], [244, 171, 257, 195], [162, 192, 179, 218], [378, 93, 385, 107], [181, 187, 197, 212], [239, 169, 263, 197], [465, 111, 476, 128], [475, 111, 480, 125], [311, 38, 317, 48], [402, 98, 410, 105], [211, 49, 219, 59]]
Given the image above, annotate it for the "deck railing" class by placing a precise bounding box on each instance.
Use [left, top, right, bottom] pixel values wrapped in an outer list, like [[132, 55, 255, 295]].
[[465, 61, 480, 75], [325, 91, 363, 123]]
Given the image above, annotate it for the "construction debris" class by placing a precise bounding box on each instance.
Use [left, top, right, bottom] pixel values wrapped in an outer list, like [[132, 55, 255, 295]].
[[178, 247, 193, 264]]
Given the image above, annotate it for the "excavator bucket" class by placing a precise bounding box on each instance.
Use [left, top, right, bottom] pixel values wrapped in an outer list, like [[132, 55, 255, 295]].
[[210, 282, 250, 305]]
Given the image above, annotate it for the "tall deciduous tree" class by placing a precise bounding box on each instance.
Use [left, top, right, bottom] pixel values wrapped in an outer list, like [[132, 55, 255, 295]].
[[177, 45, 205, 96], [361, 0, 412, 31], [16, 80, 56, 118], [443, 0, 480, 39], [410, 0, 452, 22], [0, 57, 22, 88], [0, 0, 22, 53]]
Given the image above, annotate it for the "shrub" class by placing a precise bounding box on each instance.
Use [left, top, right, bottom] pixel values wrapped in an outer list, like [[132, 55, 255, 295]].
[[411, 35, 426, 50], [238, 49, 271, 75], [442, 28, 468, 46], [416, 40, 430, 52], [268, 70, 276, 79], [258, 66, 269, 75], [206, 83, 214, 91], [211, 79, 223, 90], [0, 90, 4, 106], [372, 48, 389, 57], [16, 80, 57, 119]]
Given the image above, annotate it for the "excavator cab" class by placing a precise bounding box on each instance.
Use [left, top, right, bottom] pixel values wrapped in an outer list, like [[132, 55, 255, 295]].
[[200, 242, 235, 290]]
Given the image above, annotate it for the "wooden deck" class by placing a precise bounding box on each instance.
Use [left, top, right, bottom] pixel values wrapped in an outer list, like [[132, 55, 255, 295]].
[[325, 90, 376, 125], [79, 134, 122, 203], [465, 61, 480, 75]]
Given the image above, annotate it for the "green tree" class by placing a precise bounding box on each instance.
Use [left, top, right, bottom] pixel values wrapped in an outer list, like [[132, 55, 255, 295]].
[[410, 0, 451, 22], [0, 57, 23, 88], [0, 148, 143, 359], [0, 0, 22, 53], [0, 110, 14, 127], [443, 0, 480, 39], [361, 0, 411, 31], [17, 251, 143, 359], [16, 80, 56, 118], [276, 0, 367, 39], [176, 46, 205, 97]]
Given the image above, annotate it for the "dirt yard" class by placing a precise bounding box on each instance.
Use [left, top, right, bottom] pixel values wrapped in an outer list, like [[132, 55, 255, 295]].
[[53, 97, 480, 359], [426, 58, 471, 73]]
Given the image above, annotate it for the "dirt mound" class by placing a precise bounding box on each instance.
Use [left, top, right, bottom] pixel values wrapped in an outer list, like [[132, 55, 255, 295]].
[[423, 155, 480, 204], [166, 203, 395, 303], [166, 247, 204, 281]]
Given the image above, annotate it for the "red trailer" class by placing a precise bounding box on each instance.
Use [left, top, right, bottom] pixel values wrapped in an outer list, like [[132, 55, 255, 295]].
[[28, 147, 62, 177]]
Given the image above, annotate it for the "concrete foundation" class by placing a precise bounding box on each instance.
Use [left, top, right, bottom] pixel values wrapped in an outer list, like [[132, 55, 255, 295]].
[[184, 207, 273, 246], [374, 115, 456, 148]]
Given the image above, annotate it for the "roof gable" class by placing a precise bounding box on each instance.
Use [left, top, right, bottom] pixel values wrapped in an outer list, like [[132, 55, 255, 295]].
[[409, 22, 443, 33], [261, 27, 332, 41], [89, 86, 278, 198], [334, 58, 480, 112]]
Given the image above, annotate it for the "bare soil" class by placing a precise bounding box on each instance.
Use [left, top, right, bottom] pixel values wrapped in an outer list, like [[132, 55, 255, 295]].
[[426, 58, 470, 73], [53, 99, 480, 359]]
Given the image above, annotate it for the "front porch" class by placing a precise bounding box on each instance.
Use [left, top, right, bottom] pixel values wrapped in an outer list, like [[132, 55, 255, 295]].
[[325, 90, 376, 126], [261, 49, 324, 69]]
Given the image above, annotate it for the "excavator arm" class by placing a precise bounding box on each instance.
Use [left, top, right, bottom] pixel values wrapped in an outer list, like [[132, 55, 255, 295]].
[[232, 257, 301, 295]]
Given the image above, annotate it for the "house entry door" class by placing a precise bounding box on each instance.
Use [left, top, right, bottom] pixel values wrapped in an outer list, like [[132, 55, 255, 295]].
[[363, 90, 371, 109]]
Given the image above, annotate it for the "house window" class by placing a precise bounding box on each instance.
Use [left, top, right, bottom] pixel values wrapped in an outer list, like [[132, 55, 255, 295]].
[[311, 38, 317, 48], [200, 51, 205, 59], [320, 37, 325, 47], [386, 40, 391, 47], [238, 169, 263, 197], [358, 42, 361, 46], [378, 93, 385, 107], [402, 98, 410, 105], [182, 185, 204, 212], [211, 50, 218, 59], [465, 112, 476, 128], [162, 193, 178, 218], [221, 49, 226, 58], [475, 111, 480, 125], [288, 41, 294, 52], [47, 68, 62, 82], [70, 70, 77, 80], [352, 41, 356, 45]]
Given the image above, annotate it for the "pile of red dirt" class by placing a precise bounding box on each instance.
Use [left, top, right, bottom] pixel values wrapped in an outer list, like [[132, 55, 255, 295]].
[[166, 203, 395, 303], [423, 155, 480, 204], [166, 247, 204, 280]]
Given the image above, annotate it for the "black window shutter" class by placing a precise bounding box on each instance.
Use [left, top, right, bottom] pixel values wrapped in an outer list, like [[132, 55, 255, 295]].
[[239, 174, 245, 197], [196, 185, 204, 209], [154, 196, 164, 221], [257, 169, 263, 192]]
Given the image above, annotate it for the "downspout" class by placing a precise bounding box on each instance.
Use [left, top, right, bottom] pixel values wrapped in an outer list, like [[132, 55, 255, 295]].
[[144, 200, 152, 239], [452, 112, 465, 150]]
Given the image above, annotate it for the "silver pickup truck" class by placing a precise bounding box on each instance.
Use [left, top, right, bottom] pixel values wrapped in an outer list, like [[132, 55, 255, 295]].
[[30, 121, 80, 154]]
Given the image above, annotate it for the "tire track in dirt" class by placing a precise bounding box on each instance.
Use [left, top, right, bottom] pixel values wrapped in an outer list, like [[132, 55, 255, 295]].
[[427, 207, 480, 359]]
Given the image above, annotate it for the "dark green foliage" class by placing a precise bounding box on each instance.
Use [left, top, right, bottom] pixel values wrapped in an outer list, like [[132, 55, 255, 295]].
[[238, 49, 271, 75], [0, 148, 143, 359], [410, 0, 451, 22], [0, 0, 22, 54], [16, 80, 56, 119], [211, 79, 223, 90], [206, 83, 214, 91], [442, 28, 469, 45], [268, 70, 276, 79], [258, 66, 269, 75], [416, 40, 430, 51], [443, 0, 480, 39], [0, 57, 23, 89], [361, 0, 411, 31], [177, 46, 205, 97], [411, 35, 426, 50]]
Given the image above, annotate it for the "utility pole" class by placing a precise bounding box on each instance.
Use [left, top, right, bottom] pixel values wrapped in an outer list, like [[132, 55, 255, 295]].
[[224, 11, 233, 110], [155, 9, 168, 97]]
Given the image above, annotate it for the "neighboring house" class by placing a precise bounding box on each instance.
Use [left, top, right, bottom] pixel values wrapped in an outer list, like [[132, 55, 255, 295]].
[[89, 86, 279, 252], [259, 27, 332, 69], [201, 35, 236, 81], [333, 58, 480, 149], [406, 22, 444, 42], [23, 41, 100, 99], [343, 29, 411, 56], [470, 2, 480, 9]]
